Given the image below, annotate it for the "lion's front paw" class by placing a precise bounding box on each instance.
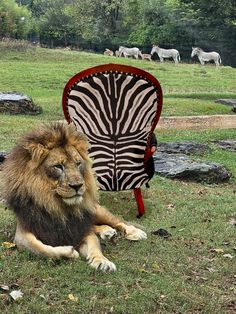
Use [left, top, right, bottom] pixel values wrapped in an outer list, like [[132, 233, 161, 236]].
[[88, 256, 116, 272], [99, 226, 117, 240], [125, 225, 147, 241], [53, 246, 79, 259]]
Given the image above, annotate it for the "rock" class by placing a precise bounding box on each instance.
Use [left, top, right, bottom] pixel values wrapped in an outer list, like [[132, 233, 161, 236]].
[[232, 105, 236, 113], [0, 92, 42, 115], [0, 152, 7, 170], [215, 99, 236, 106], [157, 141, 209, 155], [154, 152, 230, 184], [0, 152, 7, 163], [212, 140, 236, 152], [152, 228, 172, 239]]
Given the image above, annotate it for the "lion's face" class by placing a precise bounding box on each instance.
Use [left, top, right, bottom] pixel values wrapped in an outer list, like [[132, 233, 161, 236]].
[[3, 122, 98, 218], [42, 145, 87, 205]]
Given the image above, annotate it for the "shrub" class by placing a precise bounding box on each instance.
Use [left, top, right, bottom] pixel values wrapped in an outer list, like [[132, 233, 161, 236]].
[[0, 38, 36, 52]]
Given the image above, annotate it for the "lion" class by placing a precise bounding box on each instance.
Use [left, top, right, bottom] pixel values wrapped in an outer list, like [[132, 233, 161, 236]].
[[2, 122, 147, 272]]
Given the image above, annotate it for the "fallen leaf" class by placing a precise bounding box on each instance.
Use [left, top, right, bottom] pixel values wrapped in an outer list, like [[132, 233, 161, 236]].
[[206, 267, 217, 273], [152, 263, 161, 272], [68, 293, 78, 302], [0, 285, 9, 291], [1, 242, 16, 249], [39, 294, 46, 300], [167, 203, 175, 209], [223, 254, 234, 259], [138, 268, 149, 273], [209, 248, 224, 253], [9, 290, 23, 300], [228, 218, 236, 226], [222, 241, 230, 246]]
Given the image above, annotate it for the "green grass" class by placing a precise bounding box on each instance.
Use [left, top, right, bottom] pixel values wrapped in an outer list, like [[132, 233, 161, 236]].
[[0, 48, 236, 313], [0, 48, 235, 120]]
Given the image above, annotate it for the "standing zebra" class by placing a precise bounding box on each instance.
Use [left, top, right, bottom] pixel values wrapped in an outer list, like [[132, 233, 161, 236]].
[[118, 46, 142, 59], [151, 45, 180, 64], [191, 47, 222, 66]]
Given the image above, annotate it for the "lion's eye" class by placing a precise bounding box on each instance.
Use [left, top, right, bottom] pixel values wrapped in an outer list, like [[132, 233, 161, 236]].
[[53, 164, 64, 171]]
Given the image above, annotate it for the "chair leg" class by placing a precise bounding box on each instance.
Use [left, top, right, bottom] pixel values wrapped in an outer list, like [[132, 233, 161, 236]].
[[133, 188, 145, 218]]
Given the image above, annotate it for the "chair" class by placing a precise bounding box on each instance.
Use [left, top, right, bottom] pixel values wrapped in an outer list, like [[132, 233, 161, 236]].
[[62, 63, 163, 217]]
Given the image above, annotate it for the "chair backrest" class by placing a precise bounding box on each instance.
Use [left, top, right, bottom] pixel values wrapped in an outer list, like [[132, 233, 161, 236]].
[[62, 63, 162, 191]]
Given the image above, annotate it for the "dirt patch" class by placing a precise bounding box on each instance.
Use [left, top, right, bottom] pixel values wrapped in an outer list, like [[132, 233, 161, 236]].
[[157, 115, 236, 130]]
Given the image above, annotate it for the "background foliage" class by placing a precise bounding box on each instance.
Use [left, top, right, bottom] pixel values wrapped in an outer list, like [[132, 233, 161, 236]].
[[0, 0, 235, 66]]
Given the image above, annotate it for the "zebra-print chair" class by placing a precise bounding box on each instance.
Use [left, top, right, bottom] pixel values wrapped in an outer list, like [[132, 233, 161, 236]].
[[62, 63, 163, 217]]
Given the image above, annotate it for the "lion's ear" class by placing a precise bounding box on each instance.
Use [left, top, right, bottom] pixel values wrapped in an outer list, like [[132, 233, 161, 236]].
[[24, 143, 49, 164]]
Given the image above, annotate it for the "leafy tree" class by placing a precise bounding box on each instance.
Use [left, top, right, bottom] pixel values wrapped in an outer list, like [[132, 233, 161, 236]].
[[0, 0, 33, 39], [179, 0, 236, 64], [66, 0, 123, 46], [3, 0, 235, 65], [15, 0, 33, 5], [118, 0, 193, 49]]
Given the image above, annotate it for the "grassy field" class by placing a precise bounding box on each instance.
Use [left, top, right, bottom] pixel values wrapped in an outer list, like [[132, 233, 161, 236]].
[[0, 47, 236, 313]]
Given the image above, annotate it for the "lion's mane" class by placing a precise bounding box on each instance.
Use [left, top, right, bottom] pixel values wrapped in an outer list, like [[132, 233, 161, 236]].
[[3, 122, 99, 247]]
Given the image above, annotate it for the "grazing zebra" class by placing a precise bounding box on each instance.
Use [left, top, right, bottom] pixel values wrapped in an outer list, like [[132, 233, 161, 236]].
[[191, 47, 222, 66], [118, 46, 142, 59], [151, 45, 180, 64], [63, 65, 162, 192]]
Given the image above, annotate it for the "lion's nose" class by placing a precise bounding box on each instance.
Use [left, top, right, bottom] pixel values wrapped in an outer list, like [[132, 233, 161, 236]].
[[69, 183, 83, 192]]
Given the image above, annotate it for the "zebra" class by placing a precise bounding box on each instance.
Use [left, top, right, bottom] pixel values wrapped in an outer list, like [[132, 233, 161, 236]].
[[118, 46, 142, 59], [64, 66, 162, 192], [151, 45, 180, 64], [191, 47, 222, 66]]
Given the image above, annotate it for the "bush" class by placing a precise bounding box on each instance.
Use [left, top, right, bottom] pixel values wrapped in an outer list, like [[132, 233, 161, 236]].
[[0, 38, 36, 52]]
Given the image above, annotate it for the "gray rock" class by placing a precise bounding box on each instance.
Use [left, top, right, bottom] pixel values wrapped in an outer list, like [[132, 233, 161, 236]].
[[215, 99, 236, 106], [154, 152, 230, 184], [157, 141, 209, 155], [212, 140, 236, 152], [0, 92, 42, 115], [0, 152, 7, 163]]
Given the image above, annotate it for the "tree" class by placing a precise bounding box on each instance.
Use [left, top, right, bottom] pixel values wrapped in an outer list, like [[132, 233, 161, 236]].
[[6, 0, 235, 65], [66, 0, 123, 47], [179, 0, 236, 64], [0, 0, 33, 39]]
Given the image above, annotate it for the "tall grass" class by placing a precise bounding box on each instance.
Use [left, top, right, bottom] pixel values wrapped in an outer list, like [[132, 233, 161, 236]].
[[0, 38, 36, 52]]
